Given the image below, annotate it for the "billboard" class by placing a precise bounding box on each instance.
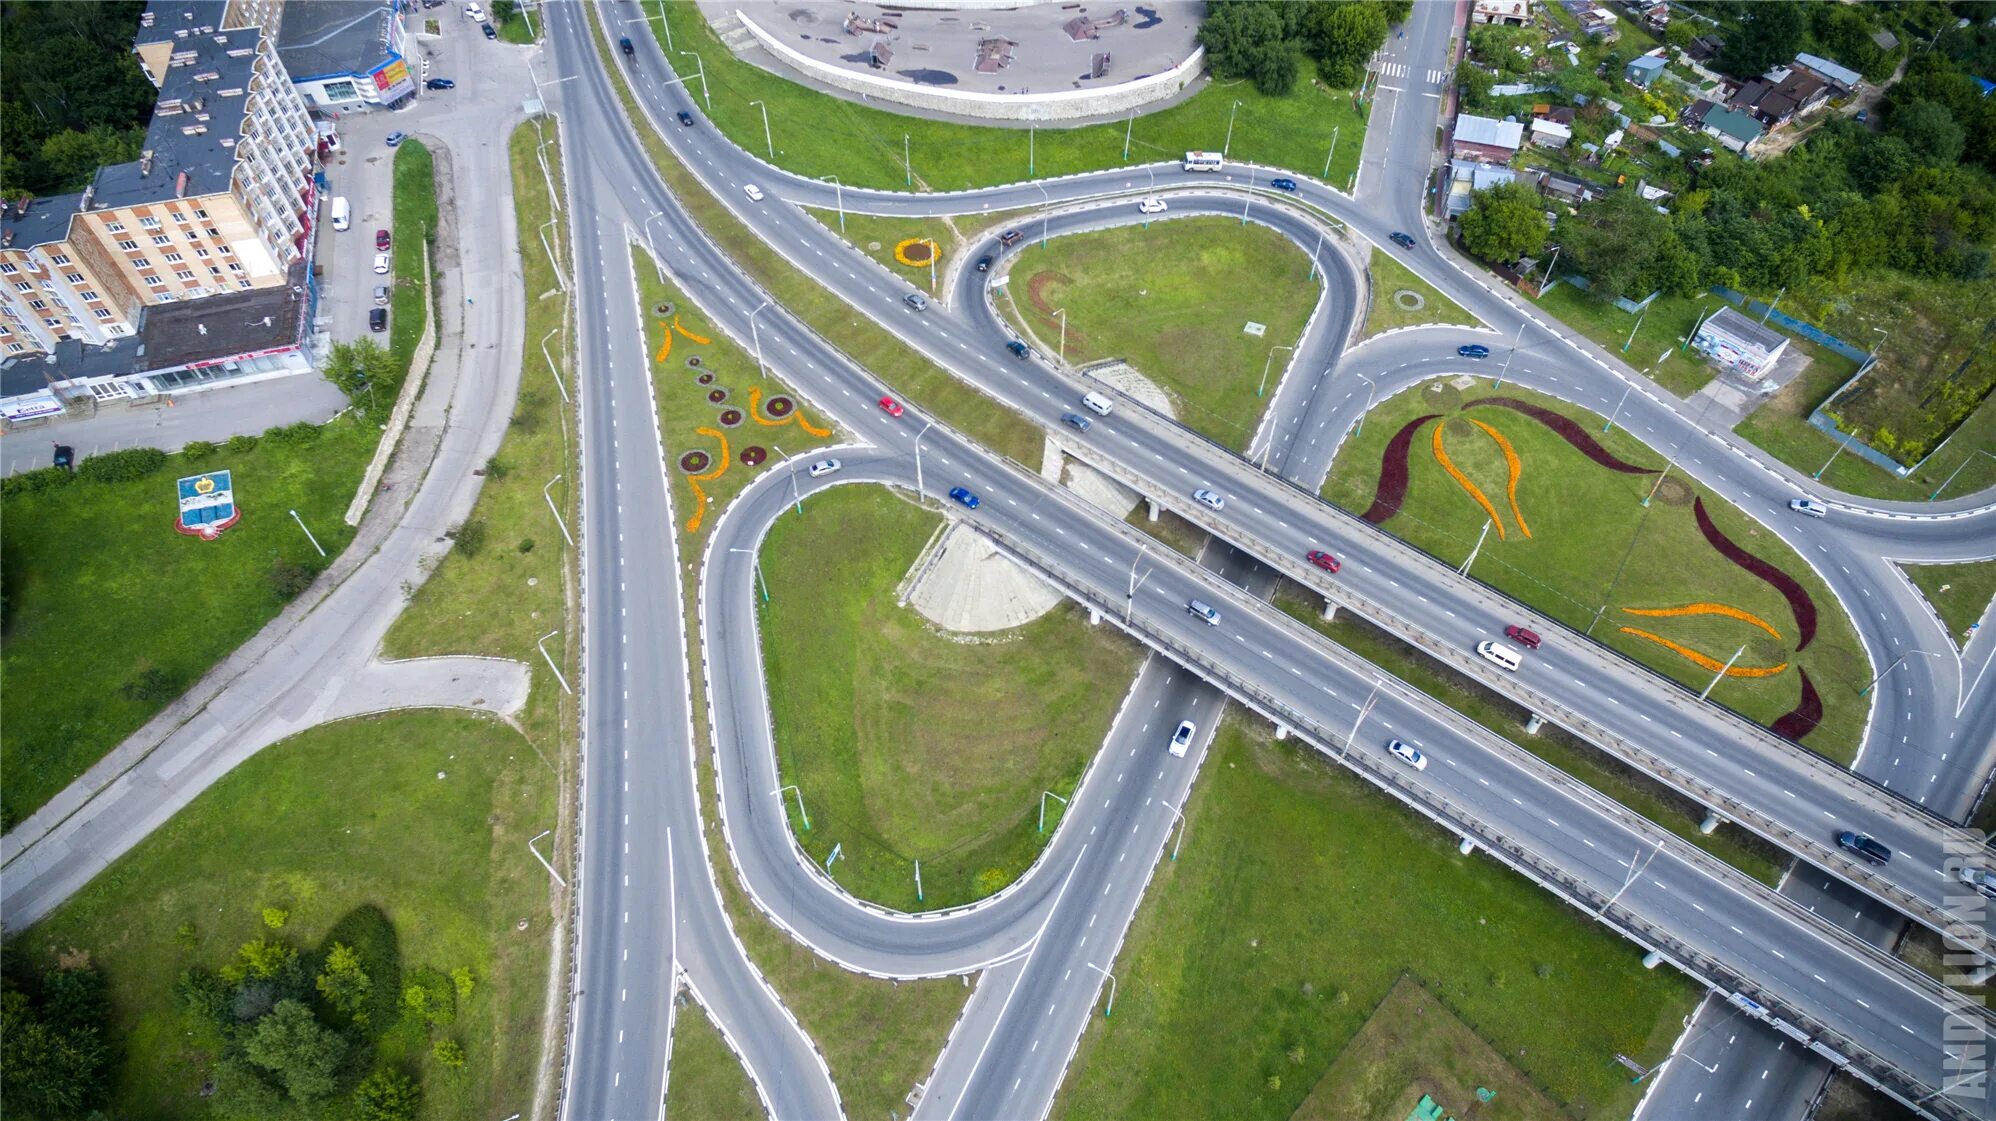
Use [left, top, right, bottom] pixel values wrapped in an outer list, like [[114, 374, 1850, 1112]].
[[176, 470, 241, 539]]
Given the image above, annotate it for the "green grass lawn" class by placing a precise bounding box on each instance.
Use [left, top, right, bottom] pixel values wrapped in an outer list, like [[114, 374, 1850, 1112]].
[[758, 485, 1143, 909], [1362, 247, 1478, 339], [0, 419, 376, 826], [1903, 560, 1996, 649], [804, 205, 1033, 289], [666, 995, 764, 1121], [1530, 286, 1719, 398], [494, 2, 535, 44], [1322, 380, 1870, 762], [1052, 715, 1696, 1121], [1275, 591, 1786, 885], [1732, 348, 1949, 502], [9, 711, 557, 1119], [654, 5, 1367, 192], [390, 140, 438, 385], [997, 216, 1319, 450]]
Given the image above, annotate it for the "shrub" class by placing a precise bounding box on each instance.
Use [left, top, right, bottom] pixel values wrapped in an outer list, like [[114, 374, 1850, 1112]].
[[401, 966, 455, 1028], [118, 667, 181, 703], [261, 907, 289, 930], [432, 1037, 466, 1068], [262, 421, 320, 446], [76, 446, 167, 484], [226, 434, 258, 454], [353, 1069, 421, 1121], [0, 466, 75, 498], [174, 967, 231, 1028], [270, 558, 316, 600], [448, 519, 488, 558], [449, 966, 475, 1000], [317, 905, 402, 1037], [484, 456, 509, 479], [516, 538, 534, 554], [182, 440, 217, 459]]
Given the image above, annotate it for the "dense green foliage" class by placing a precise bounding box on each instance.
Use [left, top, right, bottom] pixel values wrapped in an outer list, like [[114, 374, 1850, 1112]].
[[0, 954, 113, 1118], [0, 0, 158, 195], [1459, 180, 1549, 264], [1197, 0, 1410, 96]]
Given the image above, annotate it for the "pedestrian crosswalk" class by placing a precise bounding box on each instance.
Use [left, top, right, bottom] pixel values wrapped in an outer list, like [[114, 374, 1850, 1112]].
[[1375, 61, 1450, 84]]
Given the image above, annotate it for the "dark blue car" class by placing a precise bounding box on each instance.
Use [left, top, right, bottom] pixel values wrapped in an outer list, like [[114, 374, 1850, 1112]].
[[1270, 177, 1298, 192], [1458, 344, 1491, 359], [425, 77, 455, 90], [949, 486, 981, 509]]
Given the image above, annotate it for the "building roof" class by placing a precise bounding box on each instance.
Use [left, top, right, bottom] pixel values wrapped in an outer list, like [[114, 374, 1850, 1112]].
[[89, 23, 261, 209], [1871, 28, 1898, 51], [1702, 104, 1764, 144], [1453, 114, 1525, 150], [1541, 171, 1596, 198], [1700, 305, 1787, 355], [1794, 52, 1861, 89], [0, 192, 85, 253], [134, 0, 230, 48], [1451, 158, 1524, 189], [1627, 54, 1666, 74], [1531, 118, 1573, 139], [275, 1, 399, 82]]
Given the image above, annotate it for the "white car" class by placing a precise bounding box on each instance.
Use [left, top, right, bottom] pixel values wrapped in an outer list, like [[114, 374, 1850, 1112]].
[[1387, 739, 1428, 770], [465, 2, 484, 19], [1959, 867, 1996, 899], [1138, 197, 1168, 215], [742, 184, 765, 202], [372, 253, 391, 275], [807, 459, 841, 478], [1192, 488, 1226, 511], [1788, 497, 1828, 518], [1168, 720, 1196, 758]]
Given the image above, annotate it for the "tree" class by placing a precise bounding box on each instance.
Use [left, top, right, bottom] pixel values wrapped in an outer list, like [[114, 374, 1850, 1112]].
[[37, 125, 142, 191], [1459, 180, 1548, 264], [1718, 1, 1804, 78], [353, 1069, 422, 1121], [1197, 2, 1299, 96], [316, 943, 374, 1023], [1303, 1, 1390, 88], [222, 937, 298, 984], [242, 1000, 347, 1104], [0, 962, 111, 1117], [1455, 61, 1494, 112], [1664, 19, 1697, 53], [433, 1037, 466, 1068], [1892, 100, 1967, 166]]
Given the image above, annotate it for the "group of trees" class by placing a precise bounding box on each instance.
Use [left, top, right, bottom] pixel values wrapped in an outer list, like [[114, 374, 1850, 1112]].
[[0, 0, 158, 196], [1196, 0, 1411, 96], [1, 953, 112, 1118]]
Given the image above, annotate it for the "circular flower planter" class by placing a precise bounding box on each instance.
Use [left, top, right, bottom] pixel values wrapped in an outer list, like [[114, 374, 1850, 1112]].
[[707, 389, 728, 404], [686, 356, 702, 368], [1393, 289, 1427, 311], [894, 237, 939, 267], [719, 409, 743, 427], [763, 394, 795, 418], [655, 302, 674, 317], [697, 372, 715, 385], [740, 446, 767, 467], [1651, 476, 1695, 507], [679, 450, 711, 474]]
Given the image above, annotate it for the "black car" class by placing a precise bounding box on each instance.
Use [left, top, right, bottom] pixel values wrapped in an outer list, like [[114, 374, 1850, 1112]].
[[676, 111, 695, 127], [1006, 340, 1030, 359], [425, 77, 455, 90], [369, 307, 388, 333], [1837, 831, 1893, 865], [975, 254, 993, 272], [1389, 231, 1417, 249], [52, 444, 74, 471], [482, 21, 497, 38], [1270, 177, 1298, 192]]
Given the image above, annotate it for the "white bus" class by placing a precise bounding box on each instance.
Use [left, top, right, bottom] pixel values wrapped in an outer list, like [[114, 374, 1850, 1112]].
[[1183, 150, 1224, 172]]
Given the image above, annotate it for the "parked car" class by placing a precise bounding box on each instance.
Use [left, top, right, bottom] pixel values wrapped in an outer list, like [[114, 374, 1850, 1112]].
[[1306, 549, 1341, 573], [975, 254, 993, 272], [481, 21, 497, 38], [1387, 739, 1427, 770], [1789, 497, 1828, 518], [948, 486, 980, 509], [369, 307, 388, 332], [1504, 624, 1541, 649], [52, 444, 74, 471], [807, 459, 841, 478], [1837, 831, 1893, 865], [1389, 231, 1417, 249], [373, 284, 391, 306], [1006, 340, 1030, 359], [1458, 344, 1490, 359], [375, 228, 391, 251], [1270, 177, 1299, 192], [1062, 412, 1092, 432], [373, 253, 391, 275], [1169, 720, 1196, 758], [465, 2, 484, 20], [878, 396, 904, 417], [1137, 197, 1168, 215], [677, 111, 695, 127], [1192, 488, 1226, 511], [425, 77, 456, 90], [998, 229, 1024, 247], [385, 131, 407, 147], [742, 183, 765, 202]]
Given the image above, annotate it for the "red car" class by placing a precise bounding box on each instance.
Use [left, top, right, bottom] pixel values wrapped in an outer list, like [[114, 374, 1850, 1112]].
[[1505, 624, 1542, 649], [1306, 550, 1341, 573], [878, 396, 904, 418], [375, 228, 391, 251]]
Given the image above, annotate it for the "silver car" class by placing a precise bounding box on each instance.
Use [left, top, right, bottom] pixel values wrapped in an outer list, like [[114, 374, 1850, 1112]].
[[807, 459, 841, 478], [1192, 488, 1225, 511]]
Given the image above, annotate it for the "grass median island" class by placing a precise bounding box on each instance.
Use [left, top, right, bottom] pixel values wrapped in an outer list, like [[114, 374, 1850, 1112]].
[[0, 421, 375, 826], [391, 139, 438, 375], [1052, 715, 1696, 1121], [666, 995, 765, 1121], [656, 5, 1366, 192], [1903, 560, 1996, 649], [759, 485, 1144, 909], [1529, 286, 1718, 398], [1322, 380, 1869, 761], [997, 216, 1318, 451], [803, 205, 1032, 286], [1273, 590, 1786, 886], [1362, 248, 1478, 339], [10, 711, 556, 1118]]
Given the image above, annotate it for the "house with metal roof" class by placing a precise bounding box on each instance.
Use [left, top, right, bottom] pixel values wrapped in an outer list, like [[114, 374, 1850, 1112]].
[[1793, 52, 1861, 93], [1691, 306, 1790, 379], [1451, 114, 1525, 163], [1699, 104, 1766, 155]]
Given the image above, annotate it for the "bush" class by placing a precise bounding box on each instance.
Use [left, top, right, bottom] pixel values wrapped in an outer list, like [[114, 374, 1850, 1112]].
[[270, 557, 317, 600], [174, 966, 231, 1028], [182, 440, 218, 459], [76, 446, 167, 484], [432, 1037, 466, 1068], [353, 1069, 422, 1121], [1, 466, 76, 498], [262, 421, 320, 446], [317, 905, 402, 1037], [226, 434, 259, 454], [448, 519, 488, 558], [484, 456, 509, 479], [118, 666, 181, 703], [401, 966, 456, 1028], [261, 907, 289, 930], [516, 538, 535, 554]]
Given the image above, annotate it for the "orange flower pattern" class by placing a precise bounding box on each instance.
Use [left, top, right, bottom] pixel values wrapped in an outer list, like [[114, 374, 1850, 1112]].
[[1618, 627, 1789, 677], [1466, 417, 1530, 539], [1432, 422, 1506, 539], [1622, 602, 1782, 640]]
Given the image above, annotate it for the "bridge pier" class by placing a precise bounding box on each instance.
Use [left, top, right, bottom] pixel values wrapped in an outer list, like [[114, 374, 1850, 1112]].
[[1458, 836, 1476, 856], [1088, 606, 1102, 626], [1523, 713, 1545, 735], [1321, 599, 1338, 622], [1274, 724, 1290, 741], [1699, 810, 1722, 835], [1642, 950, 1664, 969], [1146, 498, 1161, 522]]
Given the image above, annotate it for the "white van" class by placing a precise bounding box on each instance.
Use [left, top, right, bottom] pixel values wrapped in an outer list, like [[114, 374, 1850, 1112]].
[[330, 196, 351, 232], [1081, 391, 1114, 417], [1187, 599, 1220, 625], [1475, 640, 1522, 672]]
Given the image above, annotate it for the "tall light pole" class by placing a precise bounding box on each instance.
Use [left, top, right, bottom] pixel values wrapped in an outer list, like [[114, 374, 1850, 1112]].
[[913, 420, 936, 499], [656, 0, 673, 51], [543, 474, 573, 546], [1459, 518, 1492, 575], [748, 299, 771, 379], [1929, 449, 1996, 500], [1306, 227, 1325, 282], [774, 784, 809, 830], [1340, 678, 1384, 760], [1037, 181, 1051, 248], [1538, 244, 1561, 293], [1353, 370, 1377, 436], [1621, 305, 1646, 353], [1084, 962, 1117, 1017], [1224, 99, 1243, 156], [1163, 800, 1187, 860], [1598, 839, 1662, 917], [1603, 382, 1635, 435], [1029, 121, 1036, 177], [1698, 644, 1745, 701], [1494, 320, 1526, 388], [1258, 343, 1296, 398], [749, 99, 773, 160], [772, 444, 803, 514], [1857, 649, 1939, 696], [677, 51, 710, 110], [537, 630, 572, 694], [904, 133, 912, 186], [1758, 285, 1786, 326], [1122, 108, 1135, 160], [823, 175, 844, 232], [289, 509, 326, 556], [1126, 543, 1151, 624], [1680, 301, 1712, 352], [1052, 306, 1068, 363], [1813, 430, 1856, 480], [729, 547, 769, 602], [1322, 125, 1340, 179]]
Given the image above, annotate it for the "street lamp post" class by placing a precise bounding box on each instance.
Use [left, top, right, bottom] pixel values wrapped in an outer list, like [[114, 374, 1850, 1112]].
[[656, 0, 672, 51], [1038, 790, 1069, 832], [1603, 382, 1635, 435], [1353, 370, 1377, 437], [1163, 800, 1187, 860], [749, 99, 773, 161], [1224, 99, 1243, 156], [904, 133, 912, 186], [1322, 125, 1340, 180], [1698, 644, 1745, 702], [676, 51, 711, 110], [543, 474, 574, 546], [774, 784, 810, 830], [913, 420, 936, 500], [1307, 227, 1325, 282], [823, 175, 844, 233], [1538, 244, 1561, 293], [1029, 122, 1036, 177], [1857, 649, 1939, 696], [536, 629, 573, 694], [1929, 450, 1996, 500], [1459, 519, 1492, 576], [1621, 306, 1646, 353], [729, 547, 769, 603], [1341, 678, 1384, 760], [1598, 839, 1662, 917], [1123, 108, 1135, 161], [1084, 962, 1117, 1017], [289, 509, 326, 557], [1126, 543, 1151, 625], [1258, 344, 1296, 398], [1494, 321, 1525, 389], [772, 444, 803, 514], [748, 299, 771, 379], [1037, 181, 1051, 247], [1242, 165, 1253, 224], [1052, 307, 1068, 363], [1813, 430, 1856, 480]]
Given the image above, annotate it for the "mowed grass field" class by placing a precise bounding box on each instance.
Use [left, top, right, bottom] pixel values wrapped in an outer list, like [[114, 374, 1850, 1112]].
[[11, 711, 556, 1119], [665, 994, 764, 1121], [1362, 247, 1478, 339], [654, 5, 1367, 192], [1322, 380, 1869, 761], [1053, 716, 1695, 1121], [0, 420, 375, 825], [1903, 560, 1996, 649], [999, 216, 1320, 450], [757, 485, 1143, 909]]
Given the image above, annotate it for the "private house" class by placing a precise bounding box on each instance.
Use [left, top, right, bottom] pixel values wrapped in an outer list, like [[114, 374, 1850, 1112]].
[[1530, 117, 1573, 148], [1446, 159, 1528, 216], [1472, 0, 1532, 25], [1698, 104, 1765, 155], [1691, 306, 1790, 379], [1729, 66, 1828, 128], [1793, 52, 1861, 94], [1625, 53, 1667, 87], [1638, 1, 1670, 32], [1452, 114, 1525, 163], [1541, 172, 1598, 205]]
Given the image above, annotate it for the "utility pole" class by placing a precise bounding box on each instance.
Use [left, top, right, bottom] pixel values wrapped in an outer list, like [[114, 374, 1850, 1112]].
[[1460, 519, 1491, 576], [1224, 99, 1242, 156], [750, 99, 773, 161], [1698, 644, 1745, 701], [1341, 678, 1384, 760], [1322, 125, 1340, 180]]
